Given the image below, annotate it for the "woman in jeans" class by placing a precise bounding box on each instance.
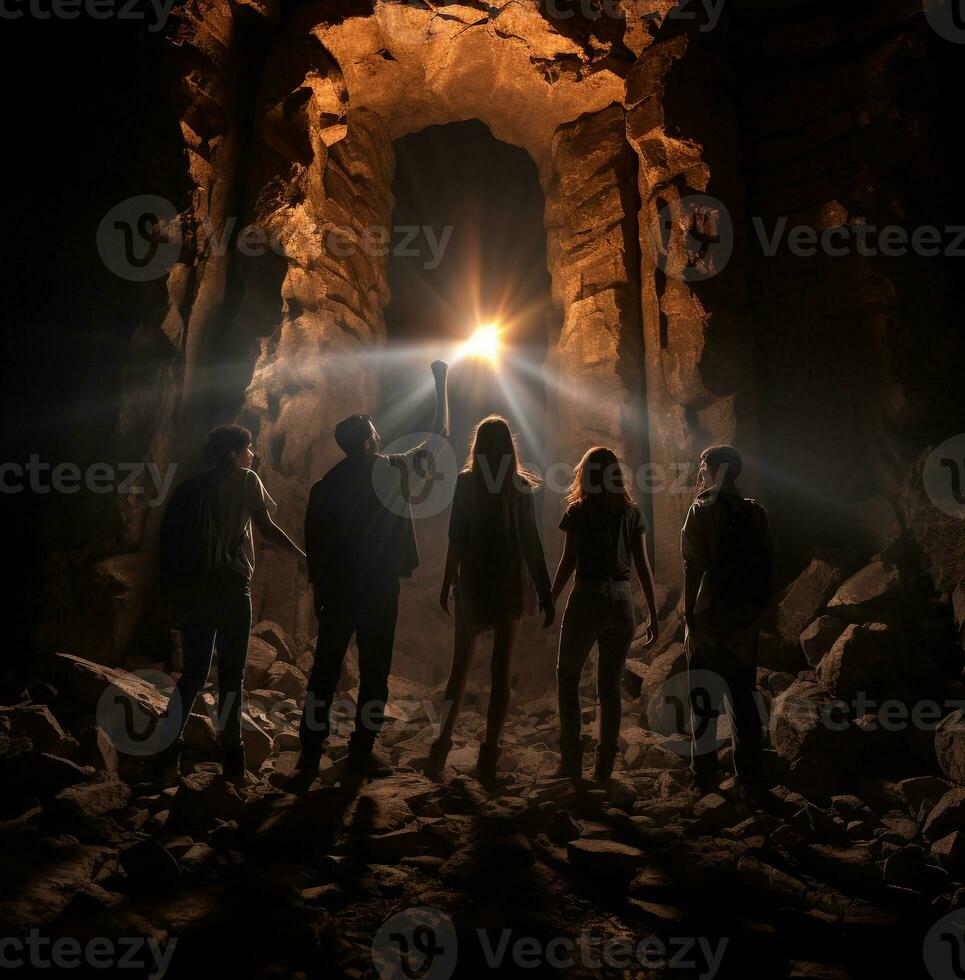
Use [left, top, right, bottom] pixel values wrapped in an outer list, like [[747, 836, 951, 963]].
[[550, 446, 659, 782], [425, 416, 555, 784]]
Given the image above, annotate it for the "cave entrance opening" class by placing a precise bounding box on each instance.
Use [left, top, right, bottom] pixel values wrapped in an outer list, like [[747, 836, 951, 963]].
[[375, 119, 555, 690], [377, 119, 552, 469]]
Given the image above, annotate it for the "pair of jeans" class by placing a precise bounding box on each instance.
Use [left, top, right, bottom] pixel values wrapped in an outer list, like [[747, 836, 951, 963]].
[[168, 571, 253, 746], [299, 577, 400, 752], [686, 626, 764, 786], [556, 578, 635, 755]]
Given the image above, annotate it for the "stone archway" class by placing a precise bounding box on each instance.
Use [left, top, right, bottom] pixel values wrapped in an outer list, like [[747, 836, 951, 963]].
[[236, 5, 655, 648]]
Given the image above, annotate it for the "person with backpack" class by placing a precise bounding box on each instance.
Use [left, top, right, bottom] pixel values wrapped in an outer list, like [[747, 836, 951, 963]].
[[159, 425, 305, 782], [681, 444, 773, 799], [550, 446, 659, 783]]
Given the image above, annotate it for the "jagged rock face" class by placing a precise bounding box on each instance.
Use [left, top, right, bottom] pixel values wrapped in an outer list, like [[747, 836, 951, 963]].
[[309, 1, 631, 169]]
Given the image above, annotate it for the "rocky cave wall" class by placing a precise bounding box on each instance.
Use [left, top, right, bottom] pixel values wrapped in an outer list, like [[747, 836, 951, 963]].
[[740, 1, 963, 591], [36, 0, 962, 680]]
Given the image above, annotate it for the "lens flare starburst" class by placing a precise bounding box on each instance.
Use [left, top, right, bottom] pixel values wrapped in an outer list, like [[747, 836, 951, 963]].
[[457, 323, 502, 363]]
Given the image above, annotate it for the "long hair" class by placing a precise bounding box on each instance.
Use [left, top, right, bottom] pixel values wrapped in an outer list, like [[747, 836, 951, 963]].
[[566, 446, 634, 510], [462, 415, 540, 498]]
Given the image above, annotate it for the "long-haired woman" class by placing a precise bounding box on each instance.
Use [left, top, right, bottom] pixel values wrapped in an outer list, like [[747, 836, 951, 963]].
[[550, 446, 659, 782], [426, 415, 555, 784]]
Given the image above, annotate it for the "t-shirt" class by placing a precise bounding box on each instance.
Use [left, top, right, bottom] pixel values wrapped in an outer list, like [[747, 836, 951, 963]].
[[558, 501, 646, 582], [680, 484, 772, 625], [210, 467, 275, 580]]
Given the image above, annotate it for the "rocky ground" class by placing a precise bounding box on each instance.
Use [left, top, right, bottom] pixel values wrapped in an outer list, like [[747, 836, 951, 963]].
[[2, 549, 964, 978]]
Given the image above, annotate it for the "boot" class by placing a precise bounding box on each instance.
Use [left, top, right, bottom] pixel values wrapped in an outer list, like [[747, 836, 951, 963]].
[[223, 741, 250, 784], [473, 741, 500, 786], [552, 738, 582, 780], [593, 744, 617, 784], [346, 736, 392, 776], [286, 745, 323, 793], [691, 765, 718, 797], [424, 736, 452, 781]]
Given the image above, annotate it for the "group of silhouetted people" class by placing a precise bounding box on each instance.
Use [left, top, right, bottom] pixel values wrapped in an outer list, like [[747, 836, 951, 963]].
[[159, 359, 773, 801]]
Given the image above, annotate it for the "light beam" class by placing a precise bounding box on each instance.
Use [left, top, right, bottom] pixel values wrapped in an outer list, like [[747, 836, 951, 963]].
[[457, 323, 503, 363]]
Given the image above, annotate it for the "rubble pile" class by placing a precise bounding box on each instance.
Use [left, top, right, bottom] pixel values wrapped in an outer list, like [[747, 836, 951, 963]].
[[2, 553, 962, 977]]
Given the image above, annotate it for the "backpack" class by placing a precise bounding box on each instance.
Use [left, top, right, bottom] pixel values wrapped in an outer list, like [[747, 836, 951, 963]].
[[710, 495, 773, 630], [159, 471, 237, 593]]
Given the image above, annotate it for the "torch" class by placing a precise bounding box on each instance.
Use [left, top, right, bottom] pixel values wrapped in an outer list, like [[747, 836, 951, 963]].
[[430, 359, 450, 439]]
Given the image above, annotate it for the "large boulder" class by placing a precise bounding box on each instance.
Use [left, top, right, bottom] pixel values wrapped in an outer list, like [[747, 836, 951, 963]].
[[930, 831, 965, 874], [0, 838, 116, 931], [1, 703, 74, 755], [777, 559, 846, 648], [923, 787, 965, 841], [768, 679, 863, 790], [54, 779, 132, 818], [167, 771, 243, 836], [799, 615, 848, 667], [936, 710, 965, 785], [641, 643, 689, 736], [245, 637, 278, 689], [251, 620, 297, 664], [827, 559, 903, 614], [265, 661, 307, 700], [815, 622, 927, 703], [50, 652, 266, 768], [567, 839, 642, 879]]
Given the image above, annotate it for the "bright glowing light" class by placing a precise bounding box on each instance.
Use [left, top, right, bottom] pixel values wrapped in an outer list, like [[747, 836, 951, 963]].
[[458, 323, 503, 363]]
